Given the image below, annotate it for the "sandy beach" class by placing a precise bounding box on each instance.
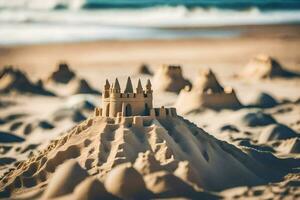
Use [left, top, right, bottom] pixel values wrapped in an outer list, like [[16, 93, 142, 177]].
[[0, 23, 300, 199]]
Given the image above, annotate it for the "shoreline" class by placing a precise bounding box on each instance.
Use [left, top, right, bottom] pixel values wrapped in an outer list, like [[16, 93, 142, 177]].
[[0, 23, 300, 48], [0, 24, 299, 83]]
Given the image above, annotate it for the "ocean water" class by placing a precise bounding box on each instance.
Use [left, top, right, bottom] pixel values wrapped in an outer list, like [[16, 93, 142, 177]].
[[0, 0, 300, 45]]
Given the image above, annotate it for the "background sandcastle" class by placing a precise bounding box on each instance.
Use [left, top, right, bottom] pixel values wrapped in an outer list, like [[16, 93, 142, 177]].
[[44, 62, 100, 96], [1, 77, 298, 199], [0, 66, 54, 96], [240, 54, 300, 79], [153, 64, 191, 93], [175, 69, 242, 114]]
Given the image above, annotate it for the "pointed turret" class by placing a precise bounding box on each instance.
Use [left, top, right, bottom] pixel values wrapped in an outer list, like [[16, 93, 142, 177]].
[[112, 78, 121, 93], [146, 79, 152, 93], [104, 79, 110, 90], [136, 79, 143, 94], [124, 77, 133, 93], [103, 79, 110, 98]]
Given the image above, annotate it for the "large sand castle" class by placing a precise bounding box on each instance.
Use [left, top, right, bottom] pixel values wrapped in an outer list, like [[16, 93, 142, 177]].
[[175, 69, 242, 114], [0, 77, 298, 199], [153, 65, 191, 93]]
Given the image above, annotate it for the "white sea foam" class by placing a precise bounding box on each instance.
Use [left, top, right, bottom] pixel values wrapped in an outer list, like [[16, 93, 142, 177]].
[[0, 2, 299, 45]]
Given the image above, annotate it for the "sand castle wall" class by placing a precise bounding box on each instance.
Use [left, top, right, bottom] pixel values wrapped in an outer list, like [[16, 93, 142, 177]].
[[102, 93, 153, 117], [95, 107, 177, 127], [200, 90, 241, 110]]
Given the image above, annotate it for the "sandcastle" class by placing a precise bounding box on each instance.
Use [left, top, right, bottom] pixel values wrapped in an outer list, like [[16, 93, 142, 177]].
[[153, 65, 191, 93], [175, 69, 242, 114], [0, 77, 295, 199], [44, 62, 100, 95], [240, 54, 300, 79], [96, 77, 177, 119]]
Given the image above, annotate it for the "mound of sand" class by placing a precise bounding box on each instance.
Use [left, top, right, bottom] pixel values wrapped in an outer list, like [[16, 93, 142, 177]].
[[1, 109, 297, 199], [104, 163, 150, 199], [74, 177, 117, 200], [175, 69, 242, 113], [153, 64, 191, 93], [47, 62, 76, 84], [258, 124, 299, 143], [136, 63, 153, 76], [240, 111, 276, 127], [72, 79, 100, 95], [0, 131, 24, 143], [240, 54, 300, 79], [278, 138, 300, 154], [43, 160, 89, 199], [0, 66, 54, 96], [248, 92, 278, 108], [45, 63, 100, 96]]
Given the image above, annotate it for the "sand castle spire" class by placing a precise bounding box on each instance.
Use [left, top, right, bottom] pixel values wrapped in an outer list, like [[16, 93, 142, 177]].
[[124, 77, 134, 93], [104, 79, 110, 98], [136, 79, 143, 94], [146, 79, 152, 93], [112, 78, 121, 93], [104, 79, 110, 89]]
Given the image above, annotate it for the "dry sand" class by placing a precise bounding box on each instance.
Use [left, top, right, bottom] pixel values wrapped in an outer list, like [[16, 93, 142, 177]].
[[0, 24, 300, 199]]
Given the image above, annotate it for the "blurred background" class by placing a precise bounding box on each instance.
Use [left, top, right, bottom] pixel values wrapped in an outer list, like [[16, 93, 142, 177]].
[[0, 0, 299, 89], [0, 0, 300, 45]]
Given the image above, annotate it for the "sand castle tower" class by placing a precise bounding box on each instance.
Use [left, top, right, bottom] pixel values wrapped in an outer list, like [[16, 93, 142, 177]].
[[153, 65, 191, 93], [175, 69, 242, 113], [101, 77, 153, 117]]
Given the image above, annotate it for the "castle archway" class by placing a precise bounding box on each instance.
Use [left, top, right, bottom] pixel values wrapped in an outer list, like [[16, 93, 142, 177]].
[[125, 104, 132, 116], [145, 103, 150, 115], [106, 103, 110, 117]]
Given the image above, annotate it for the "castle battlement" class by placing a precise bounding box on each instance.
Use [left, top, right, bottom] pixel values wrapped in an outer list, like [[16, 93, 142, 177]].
[[95, 77, 177, 119]]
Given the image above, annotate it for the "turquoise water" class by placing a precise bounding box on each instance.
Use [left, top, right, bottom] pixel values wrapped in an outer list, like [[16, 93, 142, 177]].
[[2, 0, 300, 10]]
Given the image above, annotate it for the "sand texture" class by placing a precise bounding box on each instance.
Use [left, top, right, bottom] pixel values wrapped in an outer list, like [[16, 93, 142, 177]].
[[0, 27, 300, 199]]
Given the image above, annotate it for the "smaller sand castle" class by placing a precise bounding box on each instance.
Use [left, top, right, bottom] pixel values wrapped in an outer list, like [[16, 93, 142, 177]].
[[47, 62, 76, 84], [240, 54, 300, 79], [0, 66, 54, 96], [175, 69, 242, 114], [45, 62, 100, 95], [153, 65, 191, 93], [136, 63, 153, 76]]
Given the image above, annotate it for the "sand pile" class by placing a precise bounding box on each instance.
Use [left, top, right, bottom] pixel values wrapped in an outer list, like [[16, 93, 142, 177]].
[[258, 124, 299, 143], [72, 79, 100, 95], [47, 62, 76, 84], [45, 63, 100, 96], [0, 131, 24, 143], [175, 69, 242, 114], [1, 106, 296, 198], [248, 92, 278, 108], [240, 54, 300, 79], [239, 111, 276, 127], [136, 63, 153, 76], [0, 66, 54, 96], [153, 64, 191, 93], [1, 77, 299, 199], [278, 138, 300, 154]]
